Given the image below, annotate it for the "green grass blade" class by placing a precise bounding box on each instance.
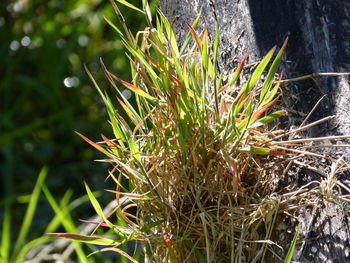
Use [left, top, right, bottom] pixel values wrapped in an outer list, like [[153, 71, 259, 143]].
[[85, 65, 126, 150], [237, 146, 286, 156], [225, 53, 249, 88], [114, 158, 146, 183], [103, 16, 123, 36], [179, 11, 202, 55], [0, 205, 11, 263], [213, 24, 219, 74], [157, 9, 179, 57], [13, 190, 78, 263], [248, 111, 285, 128], [13, 167, 48, 256], [13, 236, 51, 263], [116, 0, 144, 13], [261, 71, 283, 107], [244, 46, 276, 94], [129, 49, 160, 88], [260, 37, 288, 102], [128, 136, 141, 162], [142, 0, 152, 24], [108, 71, 157, 101], [44, 189, 73, 233], [43, 186, 88, 263], [84, 183, 128, 239], [47, 233, 120, 246], [201, 29, 209, 73], [284, 225, 299, 263], [84, 183, 113, 228]]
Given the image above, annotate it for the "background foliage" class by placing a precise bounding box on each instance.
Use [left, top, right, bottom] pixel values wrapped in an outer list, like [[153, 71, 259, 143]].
[[0, 0, 155, 260]]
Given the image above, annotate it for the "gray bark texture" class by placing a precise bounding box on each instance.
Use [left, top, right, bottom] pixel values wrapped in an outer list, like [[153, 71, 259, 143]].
[[160, 0, 350, 262]]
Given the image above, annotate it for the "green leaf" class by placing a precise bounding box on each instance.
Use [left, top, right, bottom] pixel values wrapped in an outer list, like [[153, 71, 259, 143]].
[[248, 111, 285, 128], [84, 183, 116, 231], [103, 16, 123, 36], [47, 233, 119, 246], [13, 167, 48, 256], [237, 146, 287, 156], [143, 0, 152, 23], [284, 225, 299, 263], [223, 53, 249, 89], [201, 29, 209, 72], [114, 158, 146, 183], [116, 0, 144, 14], [251, 96, 279, 123], [75, 131, 111, 156], [90, 247, 139, 263], [213, 24, 219, 73], [244, 46, 276, 94], [157, 9, 180, 57], [261, 71, 283, 107], [108, 70, 157, 101], [43, 186, 88, 263], [261, 37, 288, 101], [85, 65, 126, 152], [0, 205, 10, 263], [187, 24, 202, 51], [180, 11, 202, 55]]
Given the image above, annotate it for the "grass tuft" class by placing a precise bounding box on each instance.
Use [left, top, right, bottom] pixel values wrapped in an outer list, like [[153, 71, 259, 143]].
[[52, 1, 350, 262]]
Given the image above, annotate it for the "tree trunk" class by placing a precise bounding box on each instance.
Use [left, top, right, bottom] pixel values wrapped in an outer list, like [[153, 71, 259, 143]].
[[160, 1, 350, 262]]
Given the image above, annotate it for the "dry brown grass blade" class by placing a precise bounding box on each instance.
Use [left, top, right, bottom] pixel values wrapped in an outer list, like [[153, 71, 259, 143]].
[[279, 72, 350, 84]]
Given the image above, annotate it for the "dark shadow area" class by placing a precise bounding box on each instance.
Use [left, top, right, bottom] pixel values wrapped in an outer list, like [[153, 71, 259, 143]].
[[246, 0, 350, 135], [246, 2, 350, 261]]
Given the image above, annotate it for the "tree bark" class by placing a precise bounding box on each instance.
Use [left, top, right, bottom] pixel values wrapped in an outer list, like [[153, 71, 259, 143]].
[[160, 1, 350, 262]]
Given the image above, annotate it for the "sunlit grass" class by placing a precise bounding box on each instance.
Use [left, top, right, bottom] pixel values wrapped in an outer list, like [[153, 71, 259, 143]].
[[50, 0, 350, 262]]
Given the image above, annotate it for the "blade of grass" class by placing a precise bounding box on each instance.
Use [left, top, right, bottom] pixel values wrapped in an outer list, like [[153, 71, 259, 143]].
[[225, 52, 249, 89], [244, 46, 276, 94], [179, 10, 202, 55], [284, 225, 299, 263], [213, 24, 220, 115], [248, 111, 286, 128], [47, 233, 120, 246], [108, 71, 157, 101], [116, 0, 144, 14], [237, 146, 287, 156], [187, 24, 203, 51], [260, 37, 288, 102], [260, 71, 283, 107], [75, 131, 111, 156], [90, 247, 139, 263], [12, 167, 48, 256], [85, 65, 126, 151], [280, 72, 350, 84], [13, 236, 51, 263], [0, 205, 11, 263], [84, 183, 114, 228], [84, 183, 129, 239], [43, 186, 88, 263]]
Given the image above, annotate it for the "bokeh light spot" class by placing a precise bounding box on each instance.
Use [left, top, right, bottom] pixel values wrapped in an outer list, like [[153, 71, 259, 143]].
[[21, 36, 31, 46], [78, 35, 89, 47], [121, 89, 132, 100], [56, 38, 66, 48], [63, 76, 80, 88], [10, 40, 20, 51]]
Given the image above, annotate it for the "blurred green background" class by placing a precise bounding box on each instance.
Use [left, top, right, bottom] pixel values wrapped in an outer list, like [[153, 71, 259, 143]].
[[0, 0, 156, 261]]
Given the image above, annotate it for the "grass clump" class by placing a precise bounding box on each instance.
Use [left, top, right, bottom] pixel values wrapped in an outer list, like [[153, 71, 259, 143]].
[[50, 1, 350, 262]]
